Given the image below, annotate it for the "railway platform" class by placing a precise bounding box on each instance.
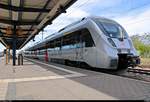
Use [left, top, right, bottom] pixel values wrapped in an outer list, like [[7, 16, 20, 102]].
[[0, 57, 149, 100]]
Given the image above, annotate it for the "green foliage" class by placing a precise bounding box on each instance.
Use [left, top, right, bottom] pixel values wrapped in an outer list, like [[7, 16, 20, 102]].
[[131, 37, 150, 58]]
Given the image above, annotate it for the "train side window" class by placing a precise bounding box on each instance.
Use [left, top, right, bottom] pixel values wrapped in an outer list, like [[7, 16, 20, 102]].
[[62, 30, 81, 50], [55, 38, 61, 51], [47, 37, 61, 51], [61, 28, 95, 49], [81, 29, 95, 47]]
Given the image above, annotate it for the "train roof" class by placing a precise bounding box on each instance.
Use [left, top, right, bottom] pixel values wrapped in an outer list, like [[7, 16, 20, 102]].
[[25, 16, 117, 51]]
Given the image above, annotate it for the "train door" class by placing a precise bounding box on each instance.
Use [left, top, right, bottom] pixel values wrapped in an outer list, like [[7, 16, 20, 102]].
[[76, 28, 96, 63], [45, 49, 48, 62], [35, 50, 37, 59], [79, 43, 84, 60], [58, 38, 62, 57], [76, 33, 84, 60], [37, 50, 39, 59]]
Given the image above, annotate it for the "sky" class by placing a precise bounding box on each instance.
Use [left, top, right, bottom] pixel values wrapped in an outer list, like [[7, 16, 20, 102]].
[[0, 0, 150, 51]]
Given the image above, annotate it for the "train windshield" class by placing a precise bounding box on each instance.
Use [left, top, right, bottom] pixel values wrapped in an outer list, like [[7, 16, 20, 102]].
[[96, 20, 128, 39]]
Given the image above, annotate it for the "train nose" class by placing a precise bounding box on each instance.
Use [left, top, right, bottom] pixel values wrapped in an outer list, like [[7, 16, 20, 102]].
[[112, 38, 131, 49]]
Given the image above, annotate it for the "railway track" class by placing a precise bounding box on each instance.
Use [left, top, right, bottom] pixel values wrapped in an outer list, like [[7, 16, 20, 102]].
[[25, 57, 150, 82], [117, 68, 150, 82], [127, 68, 150, 75], [52, 60, 150, 82]]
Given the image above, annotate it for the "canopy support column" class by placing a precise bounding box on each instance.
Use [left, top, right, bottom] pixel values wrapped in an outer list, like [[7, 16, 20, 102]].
[[13, 25, 16, 66]]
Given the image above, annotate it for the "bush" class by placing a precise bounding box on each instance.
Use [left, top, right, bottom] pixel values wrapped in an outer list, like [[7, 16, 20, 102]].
[[132, 37, 150, 58]]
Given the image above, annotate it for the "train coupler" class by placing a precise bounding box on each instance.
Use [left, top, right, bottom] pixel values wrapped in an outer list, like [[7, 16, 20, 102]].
[[127, 54, 140, 68]]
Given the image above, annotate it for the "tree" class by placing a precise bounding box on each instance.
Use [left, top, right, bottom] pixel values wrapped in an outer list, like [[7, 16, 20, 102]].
[[131, 36, 150, 58]]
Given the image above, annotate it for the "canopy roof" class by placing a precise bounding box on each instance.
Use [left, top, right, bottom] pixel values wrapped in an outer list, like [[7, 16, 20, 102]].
[[0, 0, 76, 49]]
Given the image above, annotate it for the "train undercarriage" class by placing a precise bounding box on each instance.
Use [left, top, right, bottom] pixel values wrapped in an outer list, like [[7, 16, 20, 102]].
[[117, 54, 140, 70]]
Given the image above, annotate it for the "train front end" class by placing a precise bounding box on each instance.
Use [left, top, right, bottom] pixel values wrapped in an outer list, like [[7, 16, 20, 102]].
[[112, 36, 140, 70], [95, 18, 140, 70]]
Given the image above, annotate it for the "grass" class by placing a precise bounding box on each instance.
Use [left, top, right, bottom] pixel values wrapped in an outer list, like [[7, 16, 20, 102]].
[[140, 58, 150, 68]]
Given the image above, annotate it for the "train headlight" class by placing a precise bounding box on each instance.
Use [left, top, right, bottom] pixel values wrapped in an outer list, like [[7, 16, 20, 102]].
[[107, 38, 116, 47]]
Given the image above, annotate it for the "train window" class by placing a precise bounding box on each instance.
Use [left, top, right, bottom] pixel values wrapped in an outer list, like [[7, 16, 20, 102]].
[[49, 41, 55, 48], [62, 45, 70, 49], [95, 20, 127, 38], [81, 29, 95, 47], [38, 50, 45, 55], [47, 48, 53, 51], [45, 28, 95, 51], [46, 37, 62, 51], [54, 47, 60, 51], [102, 22, 121, 38], [55, 38, 61, 50], [61, 31, 77, 50], [75, 43, 82, 48], [61, 28, 95, 49]]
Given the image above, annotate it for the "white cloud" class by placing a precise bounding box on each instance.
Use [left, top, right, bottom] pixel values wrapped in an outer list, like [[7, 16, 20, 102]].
[[113, 8, 150, 36], [44, 0, 123, 35], [44, 7, 90, 36], [66, 8, 90, 19], [44, 1, 150, 38]]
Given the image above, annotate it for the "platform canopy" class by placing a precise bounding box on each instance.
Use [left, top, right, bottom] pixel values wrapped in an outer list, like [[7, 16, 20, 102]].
[[0, 0, 77, 49]]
